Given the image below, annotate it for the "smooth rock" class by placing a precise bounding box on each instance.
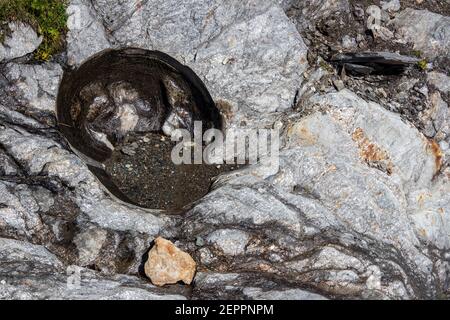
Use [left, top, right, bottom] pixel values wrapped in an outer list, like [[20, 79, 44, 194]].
[[193, 272, 328, 299], [0, 238, 63, 272]]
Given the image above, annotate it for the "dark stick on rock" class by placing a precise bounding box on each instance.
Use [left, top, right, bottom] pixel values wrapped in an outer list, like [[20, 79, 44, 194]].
[[331, 52, 420, 75]]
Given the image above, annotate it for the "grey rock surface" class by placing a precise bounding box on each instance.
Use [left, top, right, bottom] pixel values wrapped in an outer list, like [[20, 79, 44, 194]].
[[0, 238, 63, 271], [2, 62, 63, 115], [243, 287, 328, 300], [180, 90, 447, 299], [0, 22, 42, 62], [390, 8, 450, 59], [428, 71, 450, 94], [0, 0, 449, 301], [68, 0, 308, 128], [0, 238, 188, 300], [0, 150, 17, 176], [66, 0, 111, 66], [285, 0, 350, 31], [206, 229, 250, 256], [0, 121, 172, 275], [420, 92, 449, 140]]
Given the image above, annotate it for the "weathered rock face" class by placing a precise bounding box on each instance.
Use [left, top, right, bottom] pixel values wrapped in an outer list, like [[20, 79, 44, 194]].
[[381, 0, 401, 13], [144, 237, 196, 286], [285, 0, 350, 31], [390, 8, 450, 60], [0, 0, 449, 300], [0, 22, 42, 62]]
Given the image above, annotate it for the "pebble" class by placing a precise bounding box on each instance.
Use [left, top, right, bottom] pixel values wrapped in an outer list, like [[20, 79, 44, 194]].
[[144, 237, 197, 286]]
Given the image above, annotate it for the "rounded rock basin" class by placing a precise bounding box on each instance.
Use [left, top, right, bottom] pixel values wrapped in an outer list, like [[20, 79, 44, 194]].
[[56, 48, 235, 211]]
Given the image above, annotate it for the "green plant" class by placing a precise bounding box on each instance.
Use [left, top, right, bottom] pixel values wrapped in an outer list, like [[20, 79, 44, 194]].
[[0, 0, 68, 61], [417, 59, 428, 71]]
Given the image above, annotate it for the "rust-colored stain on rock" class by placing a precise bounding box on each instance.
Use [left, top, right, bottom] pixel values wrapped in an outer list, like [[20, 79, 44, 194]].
[[144, 237, 196, 286], [352, 127, 394, 175]]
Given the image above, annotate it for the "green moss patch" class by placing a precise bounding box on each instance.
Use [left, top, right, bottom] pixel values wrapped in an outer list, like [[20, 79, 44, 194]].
[[0, 0, 68, 61]]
